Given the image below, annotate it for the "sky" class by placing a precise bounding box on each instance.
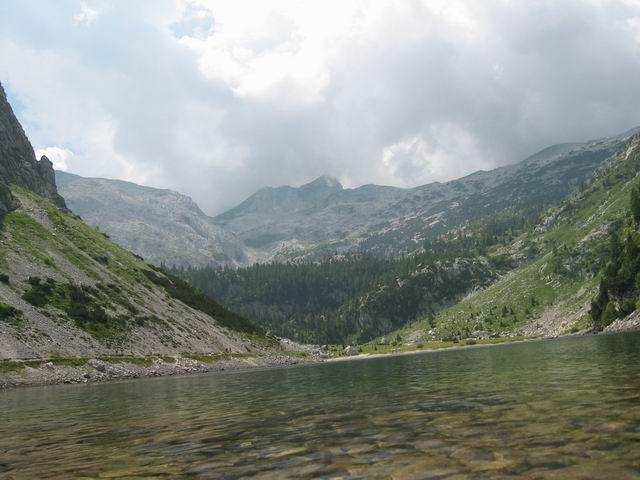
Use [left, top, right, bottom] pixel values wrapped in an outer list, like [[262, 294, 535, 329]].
[[1, 0, 640, 215]]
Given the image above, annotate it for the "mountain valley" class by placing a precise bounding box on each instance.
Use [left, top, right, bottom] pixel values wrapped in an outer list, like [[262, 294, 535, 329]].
[[4, 79, 640, 365], [176, 133, 640, 345], [53, 120, 640, 345]]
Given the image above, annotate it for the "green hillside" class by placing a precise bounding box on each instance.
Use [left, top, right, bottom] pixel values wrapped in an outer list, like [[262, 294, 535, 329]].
[[0, 185, 273, 360], [394, 135, 640, 344]]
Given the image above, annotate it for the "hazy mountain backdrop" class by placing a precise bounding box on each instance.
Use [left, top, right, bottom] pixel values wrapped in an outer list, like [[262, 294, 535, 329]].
[[57, 127, 639, 268]]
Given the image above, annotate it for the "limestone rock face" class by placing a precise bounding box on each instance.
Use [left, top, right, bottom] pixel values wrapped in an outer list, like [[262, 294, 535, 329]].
[[0, 81, 66, 211]]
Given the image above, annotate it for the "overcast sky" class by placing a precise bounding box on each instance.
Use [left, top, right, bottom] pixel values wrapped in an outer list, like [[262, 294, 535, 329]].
[[1, 0, 640, 214]]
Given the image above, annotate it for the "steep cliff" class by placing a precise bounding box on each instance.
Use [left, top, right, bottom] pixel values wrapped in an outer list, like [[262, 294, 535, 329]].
[[0, 82, 65, 213]]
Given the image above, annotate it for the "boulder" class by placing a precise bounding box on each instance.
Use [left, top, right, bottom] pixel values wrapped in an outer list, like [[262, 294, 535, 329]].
[[87, 359, 107, 372], [344, 345, 358, 356]]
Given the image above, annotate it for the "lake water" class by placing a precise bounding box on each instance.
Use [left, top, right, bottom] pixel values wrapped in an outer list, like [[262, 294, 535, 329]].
[[1, 333, 640, 479]]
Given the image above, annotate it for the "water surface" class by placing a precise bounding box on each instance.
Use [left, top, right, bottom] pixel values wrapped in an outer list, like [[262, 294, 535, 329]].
[[1, 333, 640, 479]]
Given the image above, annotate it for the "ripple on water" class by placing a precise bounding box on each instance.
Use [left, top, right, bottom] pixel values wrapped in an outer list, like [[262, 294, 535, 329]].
[[1, 332, 640, 478]]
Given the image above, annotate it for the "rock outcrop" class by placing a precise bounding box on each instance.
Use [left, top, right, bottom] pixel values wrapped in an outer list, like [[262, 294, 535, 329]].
[[0, 182, 19, 216], [344, 345, 358, 356], [0, 81, 66, 212]]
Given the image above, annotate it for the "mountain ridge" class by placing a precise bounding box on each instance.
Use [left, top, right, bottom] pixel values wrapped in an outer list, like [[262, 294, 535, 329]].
[[56, 126, 640, 268], [213, 127, 637, 263]]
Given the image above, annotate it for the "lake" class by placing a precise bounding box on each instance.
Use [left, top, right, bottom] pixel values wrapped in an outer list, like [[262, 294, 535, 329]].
[[1, 332, 640, 479]]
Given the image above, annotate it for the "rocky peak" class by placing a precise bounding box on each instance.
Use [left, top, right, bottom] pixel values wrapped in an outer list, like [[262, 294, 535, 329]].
[[0, 81, 66, 212], [216, 175, 344, 222], [302, 175, 343, 191]]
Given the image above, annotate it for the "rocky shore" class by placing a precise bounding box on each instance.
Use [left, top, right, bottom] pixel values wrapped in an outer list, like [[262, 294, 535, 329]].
[[0, 354, 319, 389], [604, 311, 640, 333], [5, 326, 639, 390]]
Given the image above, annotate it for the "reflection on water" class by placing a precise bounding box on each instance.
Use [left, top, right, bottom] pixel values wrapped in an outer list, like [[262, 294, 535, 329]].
[[1, 333, 640, 479]]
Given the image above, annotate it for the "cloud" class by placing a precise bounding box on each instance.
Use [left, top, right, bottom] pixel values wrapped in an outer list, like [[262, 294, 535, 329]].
[[35, 147, 74, 171], [73, 2, 100, 26], [381, 125, 493, 185], [1, 0, 640, 215]]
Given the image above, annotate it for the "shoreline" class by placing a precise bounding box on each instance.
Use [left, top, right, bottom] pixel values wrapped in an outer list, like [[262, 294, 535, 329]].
[[328, 327, 640, 364], [0, 337, 569, 390], [0, 354, 320, 390], [3, 328, 639, 390], [325, 336, 542, 363]]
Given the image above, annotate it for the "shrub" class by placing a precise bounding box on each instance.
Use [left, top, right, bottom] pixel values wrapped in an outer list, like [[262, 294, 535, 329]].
[[0, 273, 9, 284], [22, 278, 55, 307], [93, 254, 109, 265], [0, 303, 19, 320], [620, 298, 636, 318], [600, 302, 619, 329]]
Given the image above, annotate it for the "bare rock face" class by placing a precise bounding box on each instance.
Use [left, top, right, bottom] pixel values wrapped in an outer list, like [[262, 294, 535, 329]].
[[0, 182, 19, 216], [0, 81, 66, 212], [56, 171, 247, 268]]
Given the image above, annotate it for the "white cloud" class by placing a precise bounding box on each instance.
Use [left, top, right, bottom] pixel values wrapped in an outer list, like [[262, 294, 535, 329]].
[[35, 147, 74, 171], [177, 0, 381, 104], [2, 0, 640, 214], [73, 2, 100, 26], [381, 125, 493, 185]]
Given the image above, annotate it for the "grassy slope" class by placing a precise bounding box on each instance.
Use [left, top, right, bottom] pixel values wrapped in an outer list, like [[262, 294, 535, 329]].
[[390, 137, 640, 345], [0, 187, 279, 360]]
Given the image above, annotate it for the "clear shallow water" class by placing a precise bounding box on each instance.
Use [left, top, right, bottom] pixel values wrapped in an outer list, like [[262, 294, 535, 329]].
[[1, 333, 640, 479]]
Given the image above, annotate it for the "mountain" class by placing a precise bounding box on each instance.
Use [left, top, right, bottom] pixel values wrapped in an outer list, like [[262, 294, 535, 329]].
[[391, 133, 640, 344], [56, 171, 246, 268], [174, 202, 523, 344], [215, 129, 639, 263], [0, 80, 291, 366], [0, 186, 263, 359], [179, 133, 640, 345], [0, 82, 65, 214], [216, 174, 344, 220], [56, 128, 638, 268]]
